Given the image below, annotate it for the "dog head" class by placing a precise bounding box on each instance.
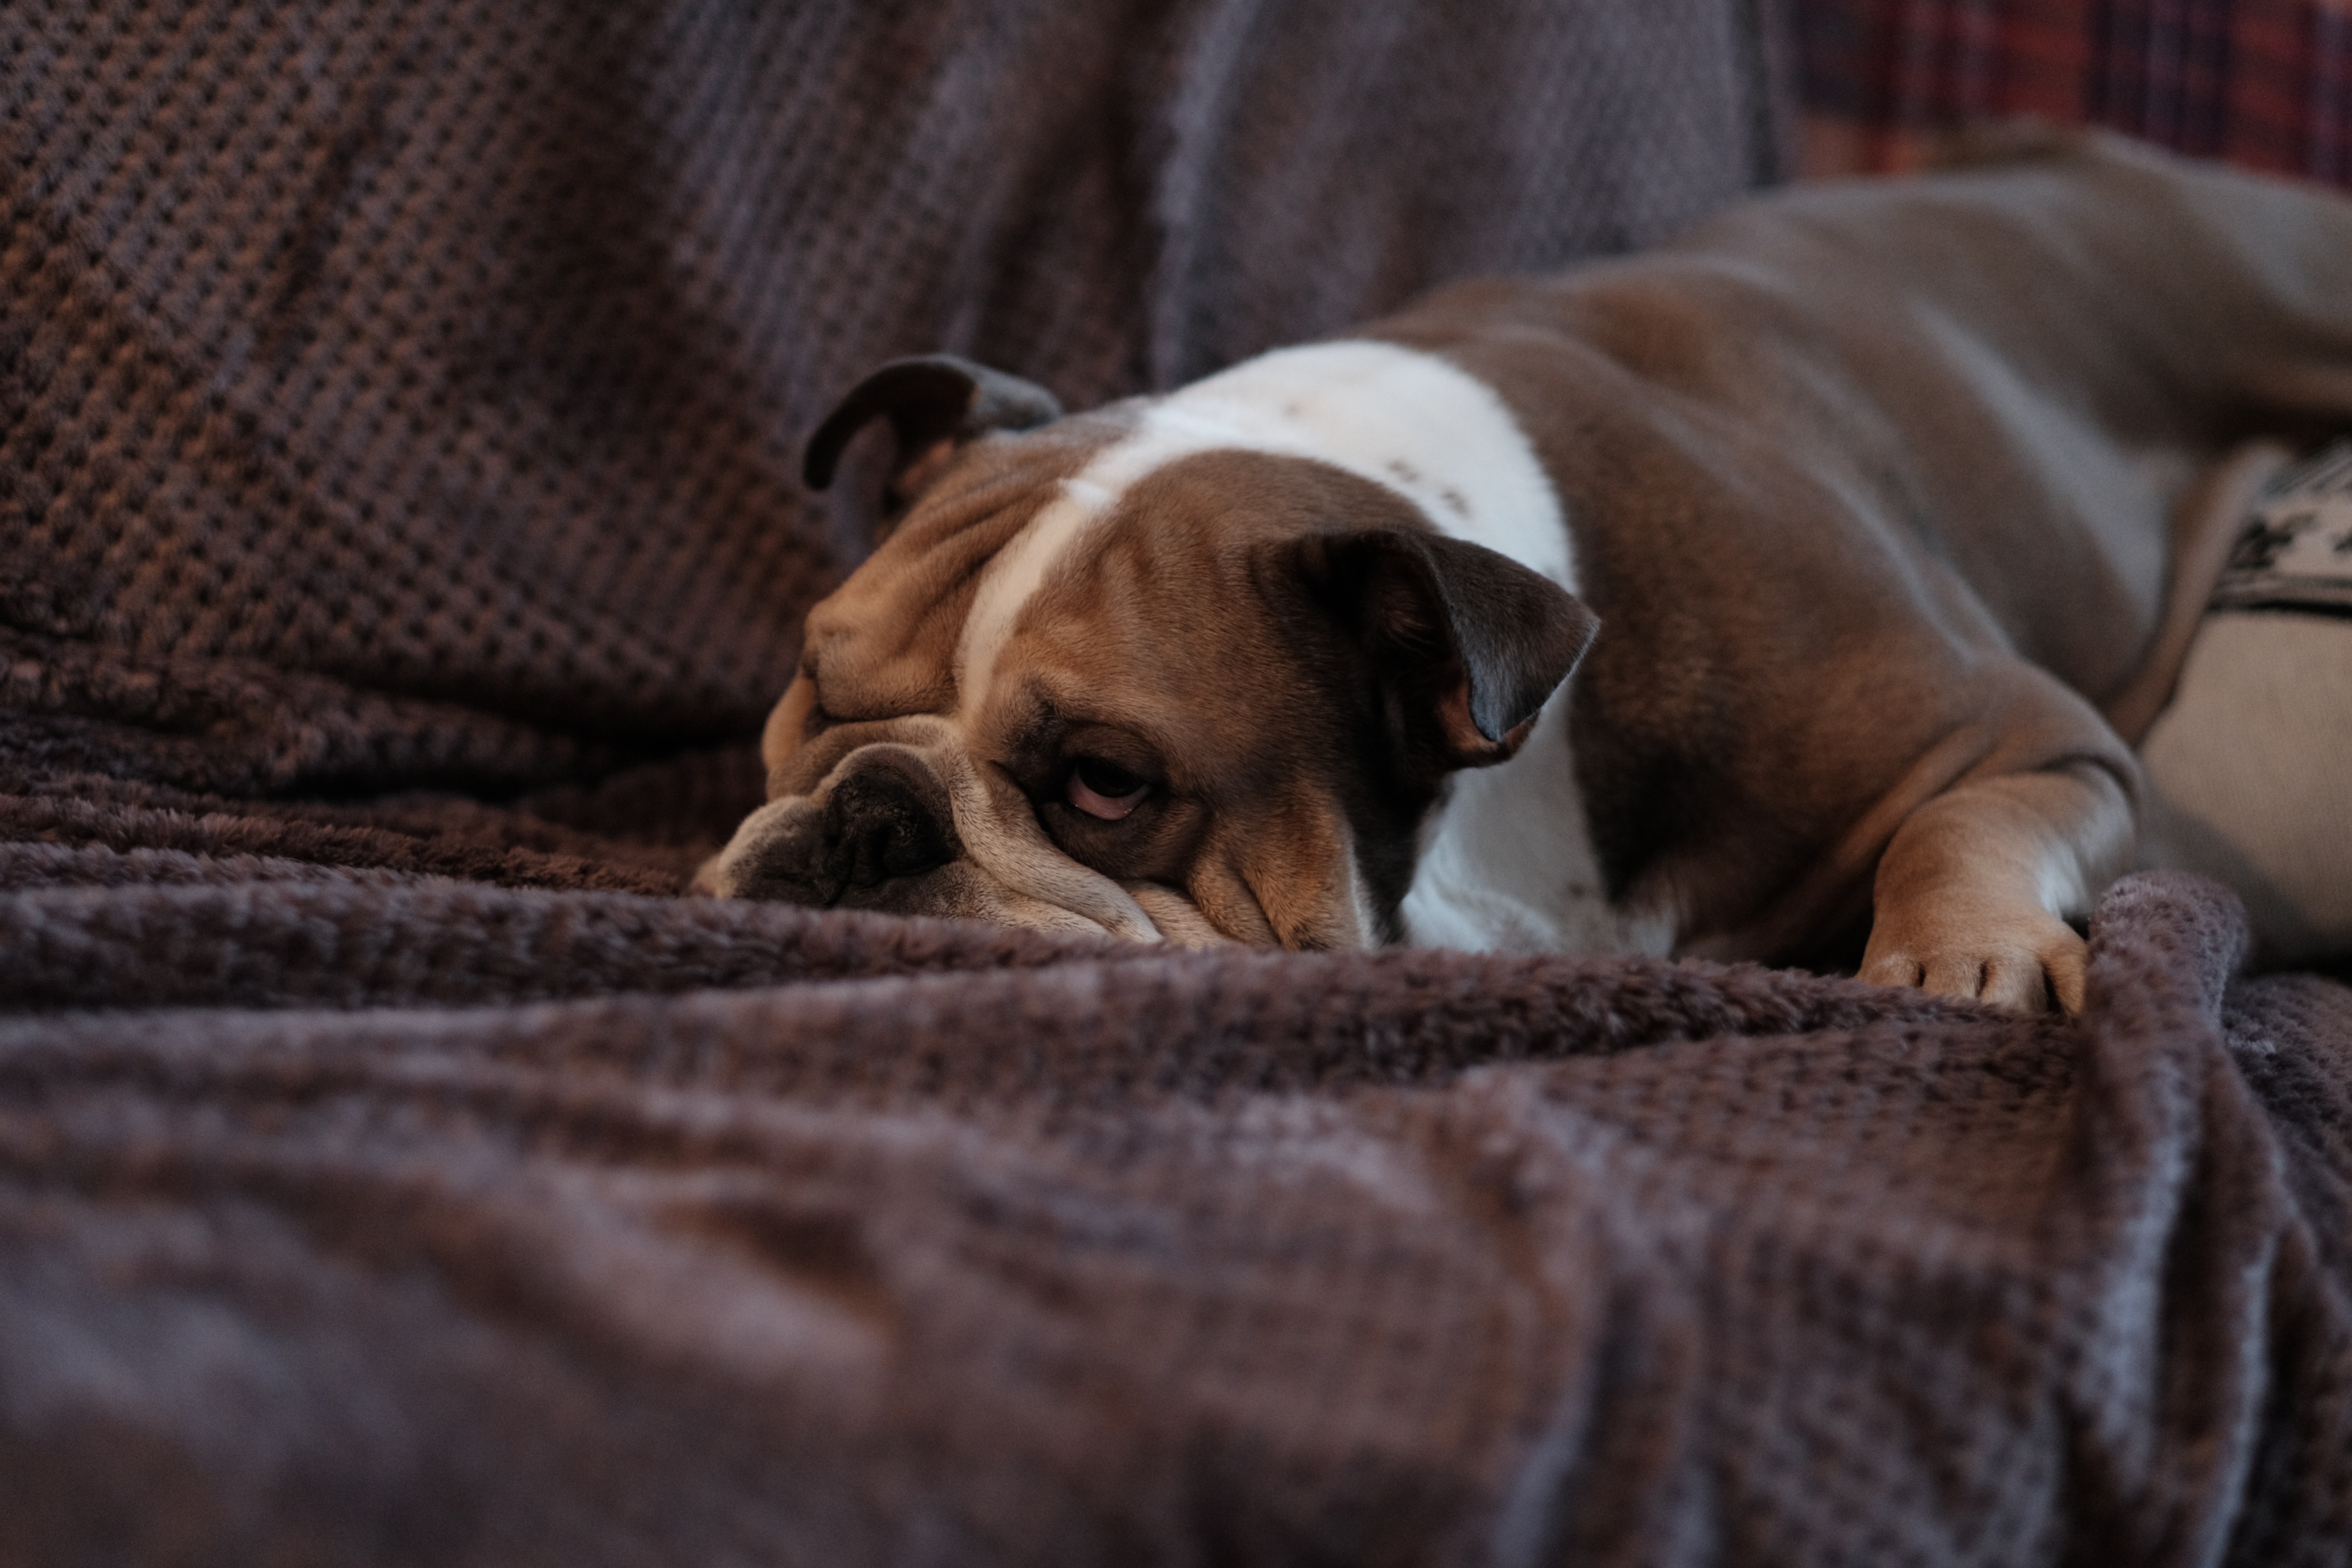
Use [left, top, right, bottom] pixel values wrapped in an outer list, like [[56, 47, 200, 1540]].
[[698, 344, 1598, 948]]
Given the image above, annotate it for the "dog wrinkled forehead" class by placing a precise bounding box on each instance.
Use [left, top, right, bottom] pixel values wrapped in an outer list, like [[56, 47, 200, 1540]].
[[718, 338, 1597, 954], [793, 409, 1137, 733]]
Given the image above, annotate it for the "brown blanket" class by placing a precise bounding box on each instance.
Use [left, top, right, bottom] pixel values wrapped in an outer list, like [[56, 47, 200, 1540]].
[[5, 1, 2351, 1563], [6, 872, 2351, 1563]]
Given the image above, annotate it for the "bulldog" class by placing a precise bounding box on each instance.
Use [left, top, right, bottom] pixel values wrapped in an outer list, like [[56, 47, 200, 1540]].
[[699, 131, 2352, 1012]]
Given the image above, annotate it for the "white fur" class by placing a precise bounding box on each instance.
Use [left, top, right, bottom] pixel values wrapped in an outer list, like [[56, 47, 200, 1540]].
[[954, 338, 1653, 954], [958, 341, 1573, 723], [1399, 697, 1677, 956]]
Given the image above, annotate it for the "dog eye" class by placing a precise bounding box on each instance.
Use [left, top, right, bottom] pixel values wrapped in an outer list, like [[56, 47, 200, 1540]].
[[1066, 757, 1148, 821]]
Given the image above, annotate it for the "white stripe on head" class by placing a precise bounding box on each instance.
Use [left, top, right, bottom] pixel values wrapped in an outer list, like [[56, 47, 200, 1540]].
[[954, 340, 1572, 723], [945, 339, 1578, 953]]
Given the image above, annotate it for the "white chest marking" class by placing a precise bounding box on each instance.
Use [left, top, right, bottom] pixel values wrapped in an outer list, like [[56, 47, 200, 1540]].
[[951, 338, 1666, 956], [1397, 698, 1678, 958]]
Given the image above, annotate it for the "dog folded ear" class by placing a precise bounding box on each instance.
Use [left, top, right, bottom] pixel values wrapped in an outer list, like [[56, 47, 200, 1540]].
[[1286, 529, 1599, 769], [803, 355, 1065, 502]]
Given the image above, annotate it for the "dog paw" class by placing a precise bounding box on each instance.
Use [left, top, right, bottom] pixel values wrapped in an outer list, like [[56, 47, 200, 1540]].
[[1858, 907, 2088, 1014]]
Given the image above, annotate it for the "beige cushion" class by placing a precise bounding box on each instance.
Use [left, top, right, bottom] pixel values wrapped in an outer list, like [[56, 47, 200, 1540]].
[[2140, 611, 2352, 962]]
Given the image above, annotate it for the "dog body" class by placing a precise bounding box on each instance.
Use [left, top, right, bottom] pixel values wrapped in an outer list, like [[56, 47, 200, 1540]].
[[703, 134, 2352, 1009]]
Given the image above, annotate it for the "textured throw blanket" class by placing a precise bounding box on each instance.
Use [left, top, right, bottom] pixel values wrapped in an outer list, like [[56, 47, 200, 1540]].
[[8, 873, 2351, 1562], [5, 2, 2351, 1563]]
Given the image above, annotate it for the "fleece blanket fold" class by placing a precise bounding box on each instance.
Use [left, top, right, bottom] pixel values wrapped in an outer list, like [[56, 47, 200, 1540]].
[[4, 872, 2351, 1565]]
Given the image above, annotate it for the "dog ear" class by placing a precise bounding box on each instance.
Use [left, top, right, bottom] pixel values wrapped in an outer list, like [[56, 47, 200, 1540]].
[[802, 355, 1064, 505], [1285, 529, 1599, 769]]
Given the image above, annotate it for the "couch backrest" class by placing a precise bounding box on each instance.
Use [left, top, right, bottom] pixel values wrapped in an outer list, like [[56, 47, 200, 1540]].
[[0, 0, 1787, 802]]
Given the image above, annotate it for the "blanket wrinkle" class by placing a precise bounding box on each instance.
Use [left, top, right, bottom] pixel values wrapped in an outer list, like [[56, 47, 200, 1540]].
[[2050, 872, 2275, 1562], [4, 872, 2352, 1560]]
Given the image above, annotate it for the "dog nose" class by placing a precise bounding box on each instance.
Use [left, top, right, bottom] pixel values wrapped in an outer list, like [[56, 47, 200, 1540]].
[[824, 753, 956, 889], [718, 746, 959, 907]]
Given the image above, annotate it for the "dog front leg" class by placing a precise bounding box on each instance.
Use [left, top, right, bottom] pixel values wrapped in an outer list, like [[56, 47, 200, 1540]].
[[1857, 760, 2136, 1014]]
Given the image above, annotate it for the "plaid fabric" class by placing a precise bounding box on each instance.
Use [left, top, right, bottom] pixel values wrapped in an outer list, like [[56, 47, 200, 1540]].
[[1795, 0, 2352, 184]]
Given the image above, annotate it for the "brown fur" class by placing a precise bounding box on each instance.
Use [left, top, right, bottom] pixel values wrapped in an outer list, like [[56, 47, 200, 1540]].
[[1357, 135, 2352, 1003], [715, 133, 2352, 1012], [769, 415, 1122, 789], [847, 452, 1470, 948]]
